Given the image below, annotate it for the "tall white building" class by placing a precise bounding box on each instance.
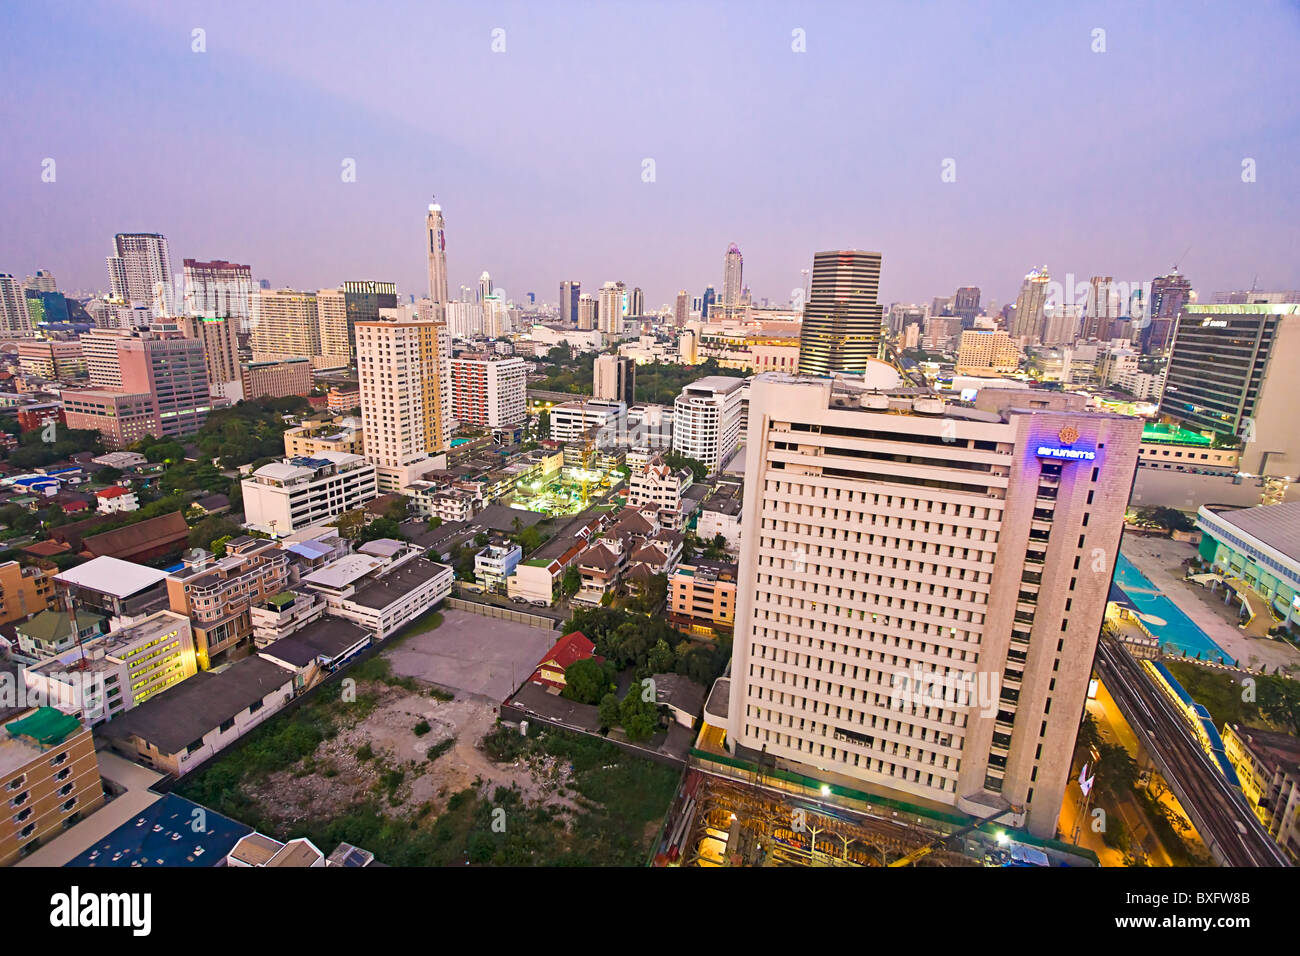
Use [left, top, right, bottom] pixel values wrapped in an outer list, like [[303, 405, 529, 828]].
[[357, 317, 449, 491], [242, 452, 379, 534], [445, 300, 481, 340], [723, 243, 744, 307], [183, 259, 252, 331], [1011, 266, 1050, 343], [672, 376, 745, 476], [0, 274, 33, 337], [718, 375, 1141, 838], [107, 233, 174, 313], [549, 399, 627, 445], [598, 281, 625, 335], [426, 203, 449, 315]]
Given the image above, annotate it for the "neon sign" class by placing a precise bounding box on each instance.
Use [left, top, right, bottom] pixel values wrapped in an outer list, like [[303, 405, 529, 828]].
[[1036, 445, 1096, 461]]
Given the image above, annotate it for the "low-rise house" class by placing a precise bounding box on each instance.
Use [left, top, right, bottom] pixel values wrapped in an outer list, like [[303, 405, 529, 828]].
[[626, 455, 694, 530], [529, 631, 598, 694], [227, 834, 326, 867], [94, 485, 139, 514], [99, 655, 295, 777], [13, 609, 107, 662], [649, 672, 707, 729], [475, 541, 522, 593]]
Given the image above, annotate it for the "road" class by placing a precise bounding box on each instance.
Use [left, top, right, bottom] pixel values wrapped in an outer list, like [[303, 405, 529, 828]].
[[1094, 637, 1289, 867]]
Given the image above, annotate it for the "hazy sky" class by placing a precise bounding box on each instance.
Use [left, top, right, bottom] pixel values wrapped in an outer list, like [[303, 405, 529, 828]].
[[3, 0, 1299, 311]]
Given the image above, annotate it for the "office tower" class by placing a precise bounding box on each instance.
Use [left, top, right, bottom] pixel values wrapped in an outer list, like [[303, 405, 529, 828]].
[[1158, 303, 1300, 477], [598, 281, 625, 334], [119, 335, 212, 437], [594, 354, 636, 405], [23, 271, 57, 293], [1143, 271, 1193, 354], [242, 357, 312, 400], [691, 294, 704, 314], [723, 243, 744, 307], [674, 291, 690, 328], [426, 203, 449, 313], [176, 314, 242, 401], [724, 375, 1142, 838], [315, 288, 351, 364], [629, 287, 644, 318], [577, 294, 598, 331], [344, 280, 398, 355], [955, 329, 1020, 374], [0, 274, 33, 336], [932, 295, 955, 317], [450, 354, 526, 427], [1081, 276, 1116, 341], [1040, 305, 1081, 347], [478, 271, 493, 303], [106, 233, 174, 311], [953, 286, 982, 326], [251, 289, 321, 359], [702, 285, 716, 320], [356, 317, 448, 491], [1011, 266, 1050, 342], [796, 250, 885, 375], [671, 376, 745, 476], [182, 259, 252, 331], [561, 281, 581, 326]]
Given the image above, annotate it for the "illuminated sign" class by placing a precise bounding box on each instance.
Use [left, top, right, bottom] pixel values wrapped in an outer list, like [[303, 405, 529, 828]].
[[1037, 445, 1096, 461], [1200, 318, 1228, 328]]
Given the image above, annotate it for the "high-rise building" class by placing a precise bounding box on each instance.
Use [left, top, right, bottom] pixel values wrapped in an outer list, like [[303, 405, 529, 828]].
[[674, 291, 690, 328], [478, 271, 493, 303], [702, 285, 716, 320], [722, 375, 1141, 838], [1158, 303, 1300, 477], [1011, 266, 1050, 343], [22, 271, 57, 293], [445, 300, 480, 340], [252, 289, 321, 360], [593, 354, 636, 405], [671, 376, 745, 476], [315, 288, 350, 365], [177, 314, 242, 401], [953, 286, 982, 326], [796, 250, 885, 375], [107, 233, 174, 312], [577, 294, 598, 331], [426, 203, 449, 314], [344, 281, 398, 356], [80, 329, 134, 388], [955, 330, 1020, 374], [560, 281, 581, 326], [1082, 276, 1117, 341], [118, 334, 211, 437], [723, 243, 744, 307], [598, 281, 625, 334], [629, 287, 645, 318], [450, 354, 526, 428], [183, 259, 252, 332], [357, 317, 448, 491], [1144, 270, 1193, 354], [0, 274, 33, 336]]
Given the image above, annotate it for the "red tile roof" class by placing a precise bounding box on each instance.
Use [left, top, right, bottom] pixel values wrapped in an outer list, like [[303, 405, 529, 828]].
[[530, 631, 597, 690], [95, 485, 131, 499]]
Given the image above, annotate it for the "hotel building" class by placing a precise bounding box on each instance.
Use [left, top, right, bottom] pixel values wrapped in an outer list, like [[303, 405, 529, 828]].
[[720, 374, 1140, 838]]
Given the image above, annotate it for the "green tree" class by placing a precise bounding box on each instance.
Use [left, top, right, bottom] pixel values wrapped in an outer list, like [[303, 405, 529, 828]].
[[561, 658, 615, 705], [561, 564, 581, 597], [1258, 675, 1300, 735], [597, 692, 621, 730], [647, 638, 675, 674], [620, 682, 660, 742]]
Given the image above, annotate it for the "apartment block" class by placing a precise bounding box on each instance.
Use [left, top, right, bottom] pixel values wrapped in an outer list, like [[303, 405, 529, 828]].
[[450, 354, 526, 427], [241, 452, 378, 535], [166, 538, 293, 669], [668, 560, 737, 636], [61, 389, 156, 449], [0, 561, 58, 625], [242, 357, 312, 400], [16, 340, 84, 380], [722, 374, 1140, 839], [0, 708, 105, 865], [956, 330, 1021, 375], [251, 289, 321, 360], [550, 399, 627, 445], [283, 419, 365, 458], [672, 376, 745, 476]]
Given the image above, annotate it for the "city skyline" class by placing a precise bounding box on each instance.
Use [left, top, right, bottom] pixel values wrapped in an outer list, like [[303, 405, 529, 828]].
[[2, 1, 1298, 308]]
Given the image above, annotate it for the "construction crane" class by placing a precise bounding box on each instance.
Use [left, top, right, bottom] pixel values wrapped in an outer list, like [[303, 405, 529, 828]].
[[888, 805, 1023, 867]]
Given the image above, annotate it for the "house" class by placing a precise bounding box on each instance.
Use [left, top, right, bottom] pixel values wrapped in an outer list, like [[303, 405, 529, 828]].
[[529, 631, 598, 694], [189, 493, 231, 517], [257, 617, 371, 690], [79, 511, 189, 563], [227, 834, 326, 867], [13, 609, 107, 662], [649, 672, 707, 729], [95, 486, 140, 514]]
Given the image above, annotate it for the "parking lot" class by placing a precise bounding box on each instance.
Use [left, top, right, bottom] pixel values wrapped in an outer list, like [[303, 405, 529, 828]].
[[384, 607, 561, 700]]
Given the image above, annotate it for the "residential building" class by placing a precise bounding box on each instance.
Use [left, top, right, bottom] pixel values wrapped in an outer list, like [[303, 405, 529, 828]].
[[327, 383, 361, 414], [720, 374, 1142, 839], [176, 314, 241, 401], [797, 250, 885, 375], [283, 419, 365, 458], [1222, 724, 1300, 863], [626, 455, 694, 530], [528, 631, 598, 694], [672, 376, 745, 476], [577, 294, 598, 331], [1158, 304, 1300, 478], [1011, 266, 1051, 343], [475, 541, 523, 593], [53, 557, 171, 630], [549, 398, 627, 445], [668, 560, 737, 636], [560, 281, 580, 326], [166, 539, 293, 669], [594, 354, 636, 405], [14, 610, 106, 661], [723, 243, 744, 308], [357, 317, 449, 491], [94, 486, 139, 513], [0, 708, 105, 865], [78, 329, 132, 388], [16, 340, 84, 380], [241, 452, 378, 536], [106, 233, 174, 312], [182, 259, 252, 331], [956, 330, 1020, 375], [61, 389, 156, 449], [0, 274, 35, 337], [450, 354, 526, 427], [249, 590, 328, 647], [0, 561, 58, 625], [251, 289, 321, 360]]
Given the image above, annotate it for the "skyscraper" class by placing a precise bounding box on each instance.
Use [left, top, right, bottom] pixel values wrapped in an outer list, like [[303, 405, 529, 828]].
[[598, 281, 625, 334], [702, 285, 716, 320], [315, 289, 351, 365], [577, 294, 598, 331], [560, 281, 581, 326], [1145, 269, 1193, 354], [674, 291, 690, 328], [252, 289, 321, 360], [183, 259, 252, 331], [177, 314, 241, 401], [796, 250, 885, 375], [1082, 276, 1116, 341], [1011, 266, 1050, 343], [357, 316, 449, 491], [723, 375, 1141, 838], [723, 243, 743, 308], [953, 286, 981, 327], [629, 287, 644, 318], [426, 203, 449, 314], [0, 274, 33, 336], [478, 271, 492, 303], [106, 233, 174, 312], [344, 280, 398, 356]]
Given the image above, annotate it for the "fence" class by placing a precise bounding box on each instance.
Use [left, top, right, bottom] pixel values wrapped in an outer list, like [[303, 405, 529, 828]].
[[446, 596, 560, 630]]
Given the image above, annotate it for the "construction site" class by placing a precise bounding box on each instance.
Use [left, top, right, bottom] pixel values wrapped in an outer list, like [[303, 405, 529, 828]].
[[655, 769, 1052, 868]]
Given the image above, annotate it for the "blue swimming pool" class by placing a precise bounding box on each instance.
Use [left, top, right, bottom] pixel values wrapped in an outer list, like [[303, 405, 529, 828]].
[[1113, 552, 1236, 665]]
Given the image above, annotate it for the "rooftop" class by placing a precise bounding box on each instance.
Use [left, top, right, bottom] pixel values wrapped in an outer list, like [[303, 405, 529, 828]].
[[259, 617, 370, 667], [302, 553, 386, 590], [349, 558, 451, 611], [67, 792, 253, 867], [1205, 502, 1300, 566], [54, 555, 169, 598]]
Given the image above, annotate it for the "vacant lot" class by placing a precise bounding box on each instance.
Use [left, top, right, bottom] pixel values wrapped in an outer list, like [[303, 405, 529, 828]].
[[177, 620, 679, 865]]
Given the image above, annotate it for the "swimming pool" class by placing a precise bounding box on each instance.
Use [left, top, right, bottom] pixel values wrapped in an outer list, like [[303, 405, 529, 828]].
[[1112, 552, 1236, 665]]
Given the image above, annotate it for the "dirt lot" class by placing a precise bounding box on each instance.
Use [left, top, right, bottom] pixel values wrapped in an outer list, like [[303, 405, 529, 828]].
[[243, 680, 582, 830]]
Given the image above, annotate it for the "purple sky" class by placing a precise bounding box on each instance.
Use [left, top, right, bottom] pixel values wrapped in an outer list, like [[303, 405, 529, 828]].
[[2, 0, 1299, 310]]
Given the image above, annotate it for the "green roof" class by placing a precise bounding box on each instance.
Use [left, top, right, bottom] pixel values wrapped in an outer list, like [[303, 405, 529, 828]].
[[1142, 423, 1212, 447], [15, 609, 103, 645], [6, 707, 81, 746], [266, 592, 296, 608]]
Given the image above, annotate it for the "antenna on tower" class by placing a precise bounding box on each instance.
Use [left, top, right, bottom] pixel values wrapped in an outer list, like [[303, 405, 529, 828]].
[[1173, 245, 1191, 271]]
